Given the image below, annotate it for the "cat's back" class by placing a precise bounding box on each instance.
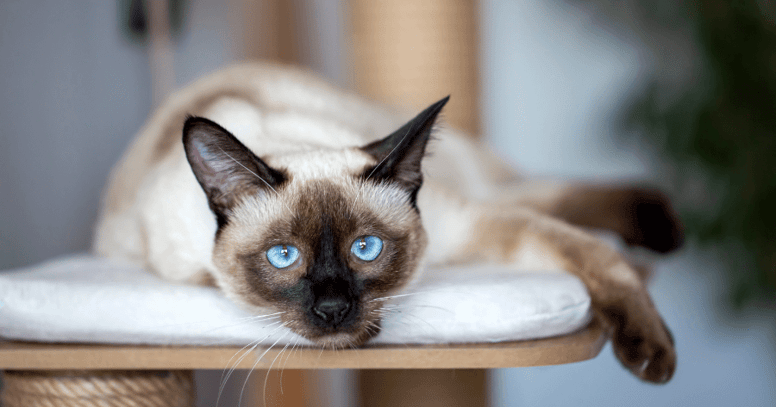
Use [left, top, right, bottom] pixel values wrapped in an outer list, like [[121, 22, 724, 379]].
[[104, 63, 403, 215], [94, 62, 511, 280]]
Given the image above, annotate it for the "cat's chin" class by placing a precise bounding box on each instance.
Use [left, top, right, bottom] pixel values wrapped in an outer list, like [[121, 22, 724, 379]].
[[295, 322, 382, 350], [310, 332, 368, 349]]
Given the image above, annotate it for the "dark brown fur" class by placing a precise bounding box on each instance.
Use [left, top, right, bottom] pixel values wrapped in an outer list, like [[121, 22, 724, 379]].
[[549, 186, 683, 254], [213, 180, 424, 346]]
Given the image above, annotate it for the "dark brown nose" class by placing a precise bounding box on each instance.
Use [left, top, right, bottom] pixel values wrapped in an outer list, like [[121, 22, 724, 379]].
[[312, 298, 351, 326]]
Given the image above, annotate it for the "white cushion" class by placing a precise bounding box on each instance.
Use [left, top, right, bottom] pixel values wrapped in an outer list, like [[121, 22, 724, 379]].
[[0, 255, 591, 346]]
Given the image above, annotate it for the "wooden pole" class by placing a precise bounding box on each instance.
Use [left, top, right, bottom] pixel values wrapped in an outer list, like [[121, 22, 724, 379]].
[[359, 369, 488, 407]]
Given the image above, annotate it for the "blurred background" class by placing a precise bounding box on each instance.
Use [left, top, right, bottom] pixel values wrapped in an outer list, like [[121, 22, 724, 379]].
[[1, 0, 775, 405]]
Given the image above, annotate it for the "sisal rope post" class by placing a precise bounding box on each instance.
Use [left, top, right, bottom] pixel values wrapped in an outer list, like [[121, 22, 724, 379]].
[[349, 0, 482, 135], [349, 2, 487, 404], [1, 370, 194, 407]]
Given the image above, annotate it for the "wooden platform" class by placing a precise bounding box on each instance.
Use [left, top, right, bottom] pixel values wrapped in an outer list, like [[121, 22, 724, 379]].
[[0, 319, 605, 370]]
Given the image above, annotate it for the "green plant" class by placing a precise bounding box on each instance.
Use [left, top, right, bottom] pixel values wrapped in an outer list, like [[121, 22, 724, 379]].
[[580, 0, 776, 307]]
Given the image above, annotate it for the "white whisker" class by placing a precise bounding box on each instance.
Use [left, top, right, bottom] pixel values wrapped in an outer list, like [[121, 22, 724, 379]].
[[382, 303, 452, 314], [149, 310, 284, 331], [245, 311, 286, 319], [279, 336, 301, 396], [217, 321, 285, 406], [369, 291, 435, 302], [397, 312, 438, 334], [263, 339, 292, 406], [192, 314, 284, 341], [240, 331, 289, 407], [318, 342, 327, 359], [217, 338, 262, 407], [346, 336, 361, 360]]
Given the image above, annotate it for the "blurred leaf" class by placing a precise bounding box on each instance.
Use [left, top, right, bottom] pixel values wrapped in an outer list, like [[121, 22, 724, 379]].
[[578, 0, 776, 308]]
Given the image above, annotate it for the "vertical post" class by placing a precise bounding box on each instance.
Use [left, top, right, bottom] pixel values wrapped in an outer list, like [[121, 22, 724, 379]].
[[148, 0, 176, 107], [239, 0, 300, 63], [349, 0, 481, 135], [1, 370, 194, 406], [226, 2, 312, 404], [348, 0, 487, 404], [358, 369, 488, 407]]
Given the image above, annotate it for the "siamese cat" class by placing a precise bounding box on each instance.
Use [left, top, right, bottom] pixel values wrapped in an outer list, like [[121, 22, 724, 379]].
[[94, 63, 682, 383]]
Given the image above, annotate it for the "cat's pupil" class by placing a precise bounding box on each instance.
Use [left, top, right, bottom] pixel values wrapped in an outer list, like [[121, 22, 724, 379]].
[[280, 246, 288, 257], [358, 239, 366, 250]]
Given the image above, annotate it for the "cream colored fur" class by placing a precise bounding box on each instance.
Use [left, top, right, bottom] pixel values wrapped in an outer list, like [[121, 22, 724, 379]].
[[94, 62, 677, 383], [94, 62, 500, 281]]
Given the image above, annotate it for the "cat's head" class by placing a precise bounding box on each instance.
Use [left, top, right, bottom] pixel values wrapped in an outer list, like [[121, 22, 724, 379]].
[[182, 97, 448, 348]]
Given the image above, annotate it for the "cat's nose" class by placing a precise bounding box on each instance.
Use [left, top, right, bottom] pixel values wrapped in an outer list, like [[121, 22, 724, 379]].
[[312, 298, 351, 326]]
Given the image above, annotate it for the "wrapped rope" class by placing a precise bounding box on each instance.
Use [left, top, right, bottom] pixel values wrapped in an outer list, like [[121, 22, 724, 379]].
[[1, 370, 194, 407], [350, 0, 481, 135]]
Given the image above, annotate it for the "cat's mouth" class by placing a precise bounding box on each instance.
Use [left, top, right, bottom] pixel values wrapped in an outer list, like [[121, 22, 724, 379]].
[[278, 301, 384, 349]]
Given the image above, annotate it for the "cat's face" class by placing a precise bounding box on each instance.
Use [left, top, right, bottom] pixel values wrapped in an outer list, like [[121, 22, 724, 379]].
[[183, 97, 448, 348]]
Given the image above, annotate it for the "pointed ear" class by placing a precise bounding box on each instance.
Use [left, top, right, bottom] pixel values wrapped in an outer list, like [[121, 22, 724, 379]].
[[360, 96, 449, 204], [182, 116, 286, 228]]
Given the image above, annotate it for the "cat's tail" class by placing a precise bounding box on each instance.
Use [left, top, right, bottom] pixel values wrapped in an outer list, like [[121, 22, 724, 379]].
[[492, 182, 685, 255]]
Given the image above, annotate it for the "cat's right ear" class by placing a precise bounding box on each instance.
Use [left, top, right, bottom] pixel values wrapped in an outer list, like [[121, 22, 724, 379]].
[[182, 116, 286, 228]]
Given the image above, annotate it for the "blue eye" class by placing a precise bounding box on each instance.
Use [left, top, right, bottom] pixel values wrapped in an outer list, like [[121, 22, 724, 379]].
[[266, 245, 300, 269], [351, 236, 383, 261]]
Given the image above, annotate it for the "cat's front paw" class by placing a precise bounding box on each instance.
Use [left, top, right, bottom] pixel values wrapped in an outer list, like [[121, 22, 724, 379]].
[[601, 305, 676, 383]]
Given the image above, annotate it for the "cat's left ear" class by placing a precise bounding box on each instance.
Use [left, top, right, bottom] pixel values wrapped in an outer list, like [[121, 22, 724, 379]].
[[360, 96, 449, 205]]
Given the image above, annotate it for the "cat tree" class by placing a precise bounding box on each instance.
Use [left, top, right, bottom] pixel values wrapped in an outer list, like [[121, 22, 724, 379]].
[[0, 1, 608, 406]]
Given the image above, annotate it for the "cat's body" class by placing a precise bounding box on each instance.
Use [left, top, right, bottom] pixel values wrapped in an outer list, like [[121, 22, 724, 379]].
[[95, 63, 495, 282], [95, 62, 681, 383]]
